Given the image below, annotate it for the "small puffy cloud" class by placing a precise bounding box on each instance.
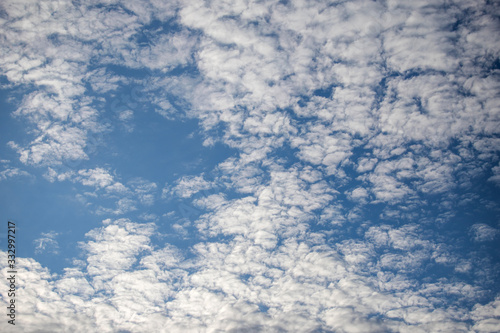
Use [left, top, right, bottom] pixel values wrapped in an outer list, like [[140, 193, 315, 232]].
[[44, 167, 74, 182], [34, 231, 59, 255], [168, 174, 213, 198], [105, 181, 129, 194], [0, 167, 32, 181], [78, 168, 115, 189], [470, 224, 499, 242], [97, 198, 138, 215], [348, 187, 369, 202], [489, 164, 500, 185], [356, 158, 378, 173], [118, 110, 134, 121], [129, 178, 158, 206]]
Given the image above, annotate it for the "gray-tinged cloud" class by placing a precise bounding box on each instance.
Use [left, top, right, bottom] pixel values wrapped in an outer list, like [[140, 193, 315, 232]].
[[0, 166, 32, 181]]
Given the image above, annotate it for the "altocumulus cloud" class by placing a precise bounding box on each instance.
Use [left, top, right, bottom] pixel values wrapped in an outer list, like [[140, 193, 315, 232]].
[[1, 0, 500, 332]]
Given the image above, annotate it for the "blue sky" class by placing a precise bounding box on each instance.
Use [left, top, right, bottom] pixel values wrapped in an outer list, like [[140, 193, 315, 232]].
[[1, 0, 500, 332]]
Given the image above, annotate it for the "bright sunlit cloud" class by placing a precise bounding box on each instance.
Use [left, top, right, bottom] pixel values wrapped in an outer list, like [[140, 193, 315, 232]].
[[1, 0, 500, 332]]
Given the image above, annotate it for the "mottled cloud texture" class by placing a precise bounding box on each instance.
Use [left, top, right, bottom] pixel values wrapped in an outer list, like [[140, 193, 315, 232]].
[[1, 0, 500, 332]]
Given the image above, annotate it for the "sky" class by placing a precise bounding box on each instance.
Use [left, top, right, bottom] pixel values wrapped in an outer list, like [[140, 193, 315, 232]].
[[0, 0, 500, 332]]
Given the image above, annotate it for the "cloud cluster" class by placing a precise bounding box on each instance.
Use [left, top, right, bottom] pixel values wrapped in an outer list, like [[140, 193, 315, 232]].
[[0, 215, 493, 332], [44, 167, 158, 216], [1, 0, 500, 332]]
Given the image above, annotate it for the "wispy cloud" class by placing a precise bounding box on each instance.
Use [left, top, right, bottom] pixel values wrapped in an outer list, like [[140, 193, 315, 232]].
[[34, 231, 59, 255], [0, 167, 32, 181], [470, 223, 499, 242]]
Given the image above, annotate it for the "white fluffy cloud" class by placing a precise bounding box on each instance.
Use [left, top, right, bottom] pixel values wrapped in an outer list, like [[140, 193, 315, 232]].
[[1, 0, 500, 332], [166, 174, 214, 199], [1, 216, 493, 332], [470, 223, 499, 242], [0, 167, 32, 181]]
